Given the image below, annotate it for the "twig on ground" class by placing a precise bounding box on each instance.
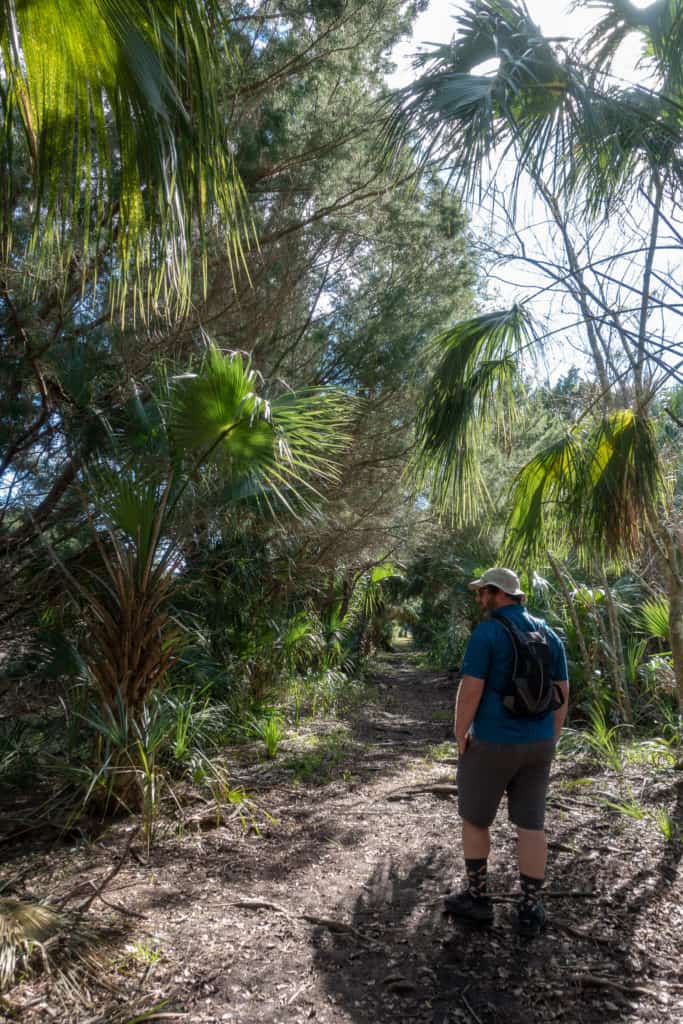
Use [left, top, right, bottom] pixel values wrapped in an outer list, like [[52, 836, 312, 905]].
[[95, 891, 148, 919], [547, 840, 579, 853], [287, 980, 312, 1005], [229, 898, 370, 942], [488, 890, 596, 902], [548, 796, 600, 811], [301, 913, 367, 940], [384, 784, 458, 802], [552, 919, 615, 946], [77, 826, 140, 915], [130, 1015, 188, 1021], [568, 972, 678, 1003], [461, 985, 483, 1024], [230, 898, 293, 916]]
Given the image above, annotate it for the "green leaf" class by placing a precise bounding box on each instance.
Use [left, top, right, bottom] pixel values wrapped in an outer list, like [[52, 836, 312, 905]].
[[641, 595, 670, 641], [409, 304, 534, 522], [171, 347, 353, 514], [0, 0, 252, 321], [504, 409, 664, 564]]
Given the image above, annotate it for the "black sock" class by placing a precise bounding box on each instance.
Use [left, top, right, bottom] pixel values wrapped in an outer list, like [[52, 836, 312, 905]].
[[519, 873, 543, 910], [465, 857, 488, 899]]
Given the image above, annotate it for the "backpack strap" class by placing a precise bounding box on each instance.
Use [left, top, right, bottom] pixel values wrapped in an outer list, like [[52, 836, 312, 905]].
[[490, 610, 520, 677]]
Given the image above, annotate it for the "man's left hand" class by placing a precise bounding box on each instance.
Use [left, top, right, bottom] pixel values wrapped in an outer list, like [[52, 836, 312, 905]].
[[456, 732, 470, 757]]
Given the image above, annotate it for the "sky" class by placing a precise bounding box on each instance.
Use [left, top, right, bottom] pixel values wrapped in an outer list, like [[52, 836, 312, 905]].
[[388, 0, 649, 88], [385, 1, 682, 389]]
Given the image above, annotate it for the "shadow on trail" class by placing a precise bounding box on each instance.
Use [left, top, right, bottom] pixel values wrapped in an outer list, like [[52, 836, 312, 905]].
[[311, 849, 583, 1024], [311, 842, 683, 1024]]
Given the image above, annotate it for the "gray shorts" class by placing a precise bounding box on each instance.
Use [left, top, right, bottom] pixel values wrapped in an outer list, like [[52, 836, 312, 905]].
[[457, 736, 556, 831]]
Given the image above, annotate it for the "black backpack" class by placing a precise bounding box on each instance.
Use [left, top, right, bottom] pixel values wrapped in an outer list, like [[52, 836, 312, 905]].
[[491, 611, 564, 718]]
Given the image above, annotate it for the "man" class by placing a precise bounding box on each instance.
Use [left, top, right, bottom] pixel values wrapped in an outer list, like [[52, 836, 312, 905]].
[[446, 567, 569, 937]]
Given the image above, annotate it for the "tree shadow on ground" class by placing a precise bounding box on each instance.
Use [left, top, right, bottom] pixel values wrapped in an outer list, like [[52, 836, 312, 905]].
[[312, 821, 683, 1024]]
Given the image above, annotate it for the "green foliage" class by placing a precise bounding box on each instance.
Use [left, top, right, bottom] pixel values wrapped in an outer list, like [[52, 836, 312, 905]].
[[286, 669, 369, 721], [281, 729, 354, 785], [129, 942, 162, 967], [641, 596, 671, 641], [386, 0, 683, 213], [411, 305, 533, 522], [584, 703, 625, 773], [623, 740, 677, 770], [505, 411, 663, 564], [624, 637, 649, 689], [171, 348, 351, 512], [602, 791, 647, 821], [426, 742, 455, 762], [251, 716, 286, 759], [652, 806, 677, 842], [0, 0, 251, 320], [65, 347, 352, 720], [400, 525, 495, 669]]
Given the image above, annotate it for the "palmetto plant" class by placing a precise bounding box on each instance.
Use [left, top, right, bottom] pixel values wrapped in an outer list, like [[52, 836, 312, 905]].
[[73, 346, 351, 732], [641, 595, 671, 642], [504, 410, 663, 564], [0, 0, 250, 320]]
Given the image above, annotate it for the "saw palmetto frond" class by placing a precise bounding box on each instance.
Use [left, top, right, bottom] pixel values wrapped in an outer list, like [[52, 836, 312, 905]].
[[0, 0, 251, 321], [410, 304, 534, 522], [504, 409, 664, 564], [171, 347, 353, 513]]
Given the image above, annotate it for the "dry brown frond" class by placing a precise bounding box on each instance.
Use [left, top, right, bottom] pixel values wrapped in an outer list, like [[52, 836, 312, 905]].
[[0, 897, 119, 1003]]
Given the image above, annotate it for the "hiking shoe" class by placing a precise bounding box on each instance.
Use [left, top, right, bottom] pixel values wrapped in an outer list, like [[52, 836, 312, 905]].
[[516, 900, 546, 938], [444, 890, 494, 924]]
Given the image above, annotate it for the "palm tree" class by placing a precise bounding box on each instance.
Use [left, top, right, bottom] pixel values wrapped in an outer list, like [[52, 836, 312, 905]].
[[0, 0, 250, 320], [70, 345, 351, 720], [386, 0, 683, 711]]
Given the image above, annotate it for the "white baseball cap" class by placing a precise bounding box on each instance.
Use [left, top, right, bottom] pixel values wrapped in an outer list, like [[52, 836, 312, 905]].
[[468, 567, 525, 597]]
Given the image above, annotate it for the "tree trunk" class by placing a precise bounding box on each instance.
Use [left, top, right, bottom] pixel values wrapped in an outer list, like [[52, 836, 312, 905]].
[[659, 524, 683, 717], [547, 552, 595, 689], [601, 567, 632, 724]]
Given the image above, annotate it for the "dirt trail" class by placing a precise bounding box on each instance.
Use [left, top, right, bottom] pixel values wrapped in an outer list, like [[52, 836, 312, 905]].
[[4, 652, 683, 1023]]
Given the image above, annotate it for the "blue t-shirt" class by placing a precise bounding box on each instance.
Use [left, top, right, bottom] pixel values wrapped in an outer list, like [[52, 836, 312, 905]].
[[461, 605, 568, 744]]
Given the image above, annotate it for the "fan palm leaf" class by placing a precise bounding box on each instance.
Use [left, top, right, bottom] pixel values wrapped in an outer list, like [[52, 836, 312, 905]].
[[641, 594, 670, 640], [171, 347, 352, 513], [0, 0, 250, 321], [504, 434, 584, 560], [384, 0, 683, 212], [580, 0, 683, 93], [410, 304, 534, 521], [504, 409, 664, 563], [577, 409, 662, 556]]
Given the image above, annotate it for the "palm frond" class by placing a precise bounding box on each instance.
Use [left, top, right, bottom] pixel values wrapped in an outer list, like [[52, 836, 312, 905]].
[[0, 0, 251, 321], [641, 595, 670, 641], [409, 304, 534, 521], [384, 0, 683, 213], [171, 347, 353, 513], [504, 434, 583, 561], [0, 897, 114, 998], [578, 410, 663, 557], [570, 85, 683, 215], [578, 0, 648, 71], [384, 0, 579, 201], [504, 409, 664, 564], [579, 0, 683, 92], [88, 468, 162, 563]]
